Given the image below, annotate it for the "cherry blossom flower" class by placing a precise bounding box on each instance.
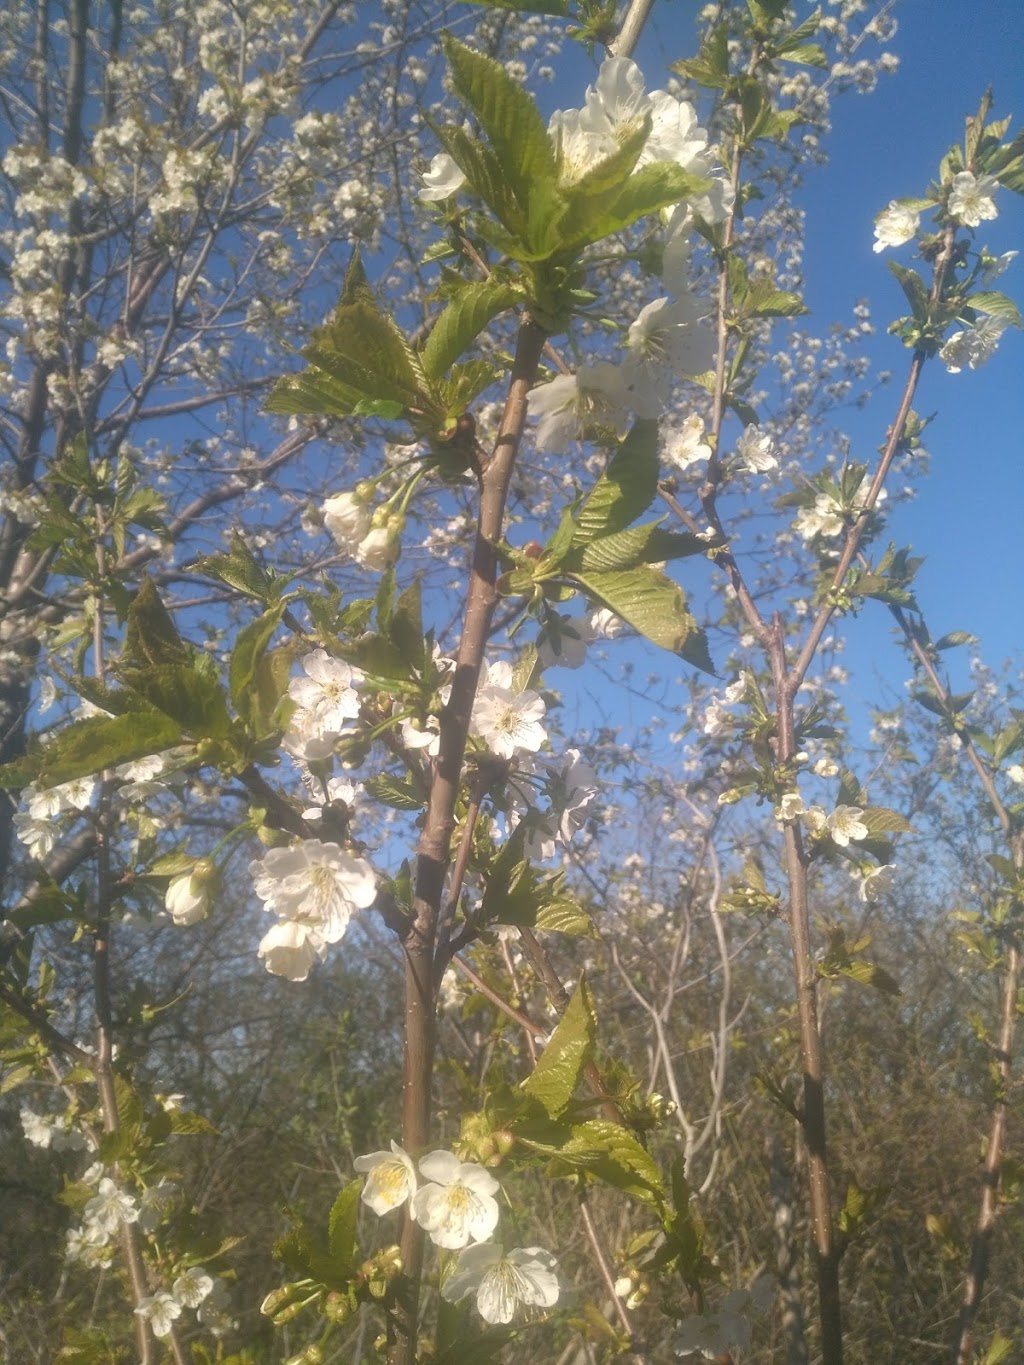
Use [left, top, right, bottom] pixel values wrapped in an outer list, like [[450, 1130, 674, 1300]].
[[947, 171, 998, 227], [13, 812, 59, 859], [548, 748, 599, 843], [663, 413, 712, 471], [624, 296, 715, 415], [323, 490, 372, 551], [135, 1292, 182, 1339], [173, 1267, 215, 1308], [288, 650, 363, 734], [859, 863, 895, 902], [872, 200, 919, 252], [420, 152, 466, 202], [354, 1141, 418, 1215], [355, 513, 404, 571], [537, 613, 589, 670], [641, 90, 709, 172], [826, 805, 869, 846], [735, 424, 779, 473], [250, 839, 377, 943], [471, 661, 547, 760], [1007, 763, 1024, 785], [940, 316, 1007, 372], [165, 867, 214, 926], [256, 920, 326, 982], [442, 1242, 560, 1324], [526, 364, 630, 454], [84, 1178, 139, 1239], [411, 1150, 500, 1249], [776, 792, 805, 822]]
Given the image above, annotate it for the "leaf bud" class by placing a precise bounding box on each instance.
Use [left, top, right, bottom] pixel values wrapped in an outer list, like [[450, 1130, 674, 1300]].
[[322, 1291, 354, 1324], [522, 541, 544, 559]]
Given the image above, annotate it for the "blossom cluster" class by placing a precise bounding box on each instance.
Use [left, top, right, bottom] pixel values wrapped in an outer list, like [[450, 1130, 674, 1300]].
[[354, 1143, 559, 1325]]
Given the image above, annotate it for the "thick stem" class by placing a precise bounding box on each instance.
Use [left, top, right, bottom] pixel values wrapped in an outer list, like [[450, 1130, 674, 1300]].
[[390, 319, 547, 1365]]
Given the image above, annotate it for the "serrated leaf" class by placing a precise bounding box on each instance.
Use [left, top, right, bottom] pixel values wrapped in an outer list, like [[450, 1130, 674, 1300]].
[[968, 291, 1022, 326], [389, 579, 425, 667], [567, 522, 706, 573], [230, 604, 287, 719], [535, 898, 598, 938], [859, 806, 912, 835], [572, 421, 659, 545], [570, 566, 713, 670], [119, 665, 230, 739], [528, 1118, 665, 1203], [421, 280, 520, 381], [433, 122, 527, 244], [521, 977, 596, 1117], [364, 773, 426, 811], [124, 578, 189, 667], [300, 301, 428, 414], [327, 1180, 363, 1278], [777, 42, 827, 67], [580, 163, 710, 243], [840, 960, 902, 995], [887, 262, 930, 319], [193, 536, 285, 602], [442, 36, 557, 216], [30, 711, 182, 787]]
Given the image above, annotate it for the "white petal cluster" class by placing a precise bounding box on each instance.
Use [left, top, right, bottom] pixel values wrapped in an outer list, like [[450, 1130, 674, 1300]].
[[471, 660, 547, 760], [284, 650, 364, 761], [794, 483, 886, 542], [947, 171, 998, 227], [734, 424, 779, 473], [135, 1292, 182, 1339], [250, 839, 377, 980], [354, 1141, 419, 1215], [826, 805, 869, 847], [442, 1242, 560, 1324], [526, 363, 630, 455], [939, 316, 1007, 373], [859, 863, 895, 902], [675, 1277, 773, 1360], [420, 152, 466, 202], [624, 295, 715, 416], [663, 413, 713, 471], [323, 492, 403, 571], [872, 201, 919, 252]]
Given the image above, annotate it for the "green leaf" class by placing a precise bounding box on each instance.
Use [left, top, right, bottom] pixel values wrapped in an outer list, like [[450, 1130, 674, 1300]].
[[194, 536, 288, 602], [968, 291, 1023, 326], [581, 163, 710, 242], [776, 42, 827, 67], [570, 566, 713, 670], [421, 280, 520, 381], [535, 898, 598, 938], [744, 281, 809, 318], [572, 421, 660, 545], [119, 665, 230, 740], [523, 1118, 665, 1203], [442, 36, 558, 216], [230, 604, 287, 719], [887, 262, 930, 320], [521, 977, 596, 1117], [841, 960, 902, 995], [389, 579, 425, 668], [433, 122, 527, 244], [124, 578, 189, 667], [327, 1180, 363, 1279], [300, 301, 428, 413], [566, 522, 706, 574], [28, 712, 182, 787], [859, 806, 912, 836], [364, 773, 426, 811]]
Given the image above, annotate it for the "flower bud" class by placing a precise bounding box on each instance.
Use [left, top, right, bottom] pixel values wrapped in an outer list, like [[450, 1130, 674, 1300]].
[[165, 864, 216, 926]]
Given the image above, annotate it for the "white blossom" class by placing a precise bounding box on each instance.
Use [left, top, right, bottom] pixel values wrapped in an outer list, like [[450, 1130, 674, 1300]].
[[442, 1242, 560, 1324], [826, 805, 869, 846], [527, 364, 630, 454], [1006, 763, 1024, 785], [84, 1178, 140, 1239], [411, 1150, 500, 1249], [940, 316, 1007, 373], [173, 1267, 215, 1308], [288, 650, 364, 734], [663, 413, 712, 471], [354, 1141, 418, 1215], [250, 839, 377, 944], [735, 424, 779, 473], [256, 920, 326, 982], [323, 490, 372, 551], [135, 1292, 182, 1339], [420, 152, 466, 202], [872, 200, 919, 252], [165, 869, 213, 926], [947, 171, 998, 227], [859, 864, 895, 902], [471, 661, 547, 760]]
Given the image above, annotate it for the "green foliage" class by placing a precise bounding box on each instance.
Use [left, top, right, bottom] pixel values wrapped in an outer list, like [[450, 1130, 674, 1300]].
[[521, 977, 596, 1117]]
